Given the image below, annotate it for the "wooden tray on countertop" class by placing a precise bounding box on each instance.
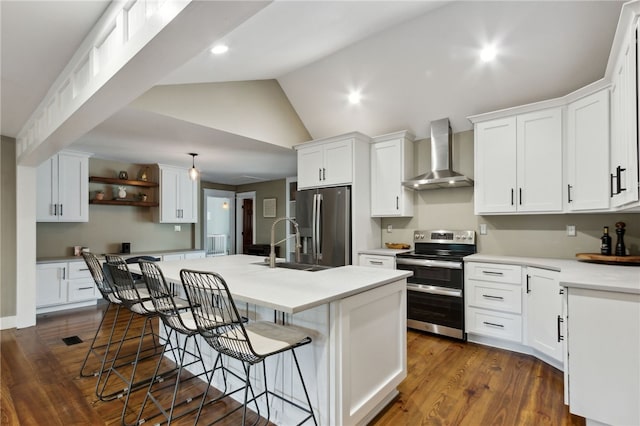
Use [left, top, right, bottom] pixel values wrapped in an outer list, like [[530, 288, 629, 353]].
[[576, 253, 640, 266], [385, 243, 411, 250]]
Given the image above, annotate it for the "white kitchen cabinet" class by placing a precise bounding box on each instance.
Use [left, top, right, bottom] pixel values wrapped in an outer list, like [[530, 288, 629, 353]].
[[156, 164, 198, 223], [525, 267, 563, 364], [358, 254, 395, 269], [474, 108, 563, 214], [296, 138, 353, 189], [566, 89, 611, 211], [67, 261, 97, 302], [610, 21, 639, 209], [36, 262, 68, 307], [465, 262, 523, 343], [36, 151, 89, 222], [565, 287, 640, 425], [370, 131, 414, 217]]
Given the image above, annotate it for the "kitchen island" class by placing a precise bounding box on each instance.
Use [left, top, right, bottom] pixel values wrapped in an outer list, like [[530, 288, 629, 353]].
[[139, 254, 412, 426]]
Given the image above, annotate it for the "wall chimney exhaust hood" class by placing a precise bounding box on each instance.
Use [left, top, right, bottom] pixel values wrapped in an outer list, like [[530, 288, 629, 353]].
[[403, 118, 473, 190]]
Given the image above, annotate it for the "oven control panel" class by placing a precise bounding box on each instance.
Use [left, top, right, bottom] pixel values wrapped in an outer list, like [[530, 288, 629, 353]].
[[413, 229, 475, 244]]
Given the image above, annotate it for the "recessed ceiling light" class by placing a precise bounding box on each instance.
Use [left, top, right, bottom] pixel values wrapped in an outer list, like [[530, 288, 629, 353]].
[[480, 45, 497, 62], [348, 92, 361, 104], [210, 44, 229, 55]]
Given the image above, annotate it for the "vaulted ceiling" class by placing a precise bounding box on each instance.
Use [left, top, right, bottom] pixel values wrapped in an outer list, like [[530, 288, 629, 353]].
[[0, 1, 625, 184]]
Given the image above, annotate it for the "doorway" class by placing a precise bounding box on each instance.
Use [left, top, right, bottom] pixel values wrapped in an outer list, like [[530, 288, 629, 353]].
[[236, 191, 256, 254], [203, 189, 235, 256]]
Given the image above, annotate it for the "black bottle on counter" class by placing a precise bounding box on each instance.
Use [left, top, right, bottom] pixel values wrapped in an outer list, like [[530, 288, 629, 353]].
[[600, 226, 612, 255], [615, 221, 626, 256]]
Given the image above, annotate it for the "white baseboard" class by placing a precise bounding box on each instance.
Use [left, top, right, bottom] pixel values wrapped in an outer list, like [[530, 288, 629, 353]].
[[0, 315, 17, 330]]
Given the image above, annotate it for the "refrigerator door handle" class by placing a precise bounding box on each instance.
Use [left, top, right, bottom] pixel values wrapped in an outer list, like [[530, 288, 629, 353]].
[[312, 193, 318, 259], [316, 193, 323, 260]]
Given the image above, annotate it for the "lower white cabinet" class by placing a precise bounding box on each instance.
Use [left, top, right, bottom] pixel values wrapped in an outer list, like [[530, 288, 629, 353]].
[[36, 260, 98, 313], [565, 287, 640, 425], [525, 267, 563, 363], [358, 254, 395, 269], [465, 262, 523, 343]]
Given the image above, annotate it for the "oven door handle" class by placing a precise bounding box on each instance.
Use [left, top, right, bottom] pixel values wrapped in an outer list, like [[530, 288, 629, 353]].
[[407, 283, 462, 298], [396, 258, 463, 269]]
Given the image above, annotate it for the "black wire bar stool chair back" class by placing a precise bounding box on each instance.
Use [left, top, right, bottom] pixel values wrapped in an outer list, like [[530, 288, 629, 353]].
[[133, 260, 218, 426], [180, 268, 317, 426]]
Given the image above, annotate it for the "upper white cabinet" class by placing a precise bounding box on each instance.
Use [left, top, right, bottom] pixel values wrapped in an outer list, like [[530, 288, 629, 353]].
[[566, 89, 610, 211], [370, 131, 414, 217], [610, 21, 639, 208], [525, 267, 563, 364], [296, 138, 353, 189], [474, 108, 563, 214], [156, 164, 198, 223], [36, 151, 89, 222]]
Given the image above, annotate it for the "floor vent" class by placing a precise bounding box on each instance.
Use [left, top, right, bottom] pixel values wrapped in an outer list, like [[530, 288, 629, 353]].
[[62, 336, 83, 346]]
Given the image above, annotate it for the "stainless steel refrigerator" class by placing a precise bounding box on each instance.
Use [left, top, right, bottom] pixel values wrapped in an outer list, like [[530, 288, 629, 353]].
[[296, 186, 351, 267]]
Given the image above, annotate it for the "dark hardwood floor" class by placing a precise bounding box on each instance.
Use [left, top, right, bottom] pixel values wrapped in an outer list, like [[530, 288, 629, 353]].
[[1, 303, 584, 425]]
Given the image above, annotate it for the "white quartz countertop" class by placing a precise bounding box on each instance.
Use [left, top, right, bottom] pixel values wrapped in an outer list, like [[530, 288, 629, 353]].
[[133, 255, 412, 314], [358, 248, 412, 256], [37, 249, 206, 264], [465, 254, 640, 294]]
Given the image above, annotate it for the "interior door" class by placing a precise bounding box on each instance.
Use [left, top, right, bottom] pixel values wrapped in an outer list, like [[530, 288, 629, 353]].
[[242, 198, 253, 254]]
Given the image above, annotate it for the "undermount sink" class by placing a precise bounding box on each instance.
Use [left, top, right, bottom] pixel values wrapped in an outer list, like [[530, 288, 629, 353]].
[[253, 261, 331, 272]]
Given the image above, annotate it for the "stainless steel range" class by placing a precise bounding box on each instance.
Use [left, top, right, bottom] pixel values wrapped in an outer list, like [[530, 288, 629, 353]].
[[396, 229, 476, 340]]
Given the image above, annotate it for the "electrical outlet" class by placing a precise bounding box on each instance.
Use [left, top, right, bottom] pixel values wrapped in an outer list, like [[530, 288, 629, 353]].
[[566, 225, 576, 237], [479, 224, 487, 235], [174, 225, 181, 232], [387, 224, 393, 233]]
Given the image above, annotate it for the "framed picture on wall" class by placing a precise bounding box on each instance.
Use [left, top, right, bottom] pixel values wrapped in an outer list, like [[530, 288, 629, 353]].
[[263, 198, 276, 218]]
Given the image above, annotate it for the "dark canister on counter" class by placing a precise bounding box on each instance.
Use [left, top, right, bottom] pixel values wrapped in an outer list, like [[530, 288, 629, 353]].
[[615, 222, 626, 256], [600, 226, 612, 255], [121, 242, 131, 254]]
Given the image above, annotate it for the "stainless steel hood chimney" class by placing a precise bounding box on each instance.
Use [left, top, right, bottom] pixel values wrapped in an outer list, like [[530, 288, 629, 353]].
[[403, 118, 473, 190]]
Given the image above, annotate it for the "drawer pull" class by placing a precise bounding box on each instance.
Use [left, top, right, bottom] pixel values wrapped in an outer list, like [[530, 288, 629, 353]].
[[78, 268, 89, 271], [482, 294, 504, 300], [369, 260, 384, 265], [78, 287, 94, 291], [483, 321, 504, 328], [482, 271, 503, 276]]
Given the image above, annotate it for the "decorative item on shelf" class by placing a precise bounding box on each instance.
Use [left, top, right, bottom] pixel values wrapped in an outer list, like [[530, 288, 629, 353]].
[[95, 191, 105, 201], [615, 221, 626, 256], [139, 193, 148, 202], [140, 166, 149, 181], [188, 153, 199, 180], [118, 186, 127, 199], [73, 245, 82, 256], [118, 170, 128, 180]]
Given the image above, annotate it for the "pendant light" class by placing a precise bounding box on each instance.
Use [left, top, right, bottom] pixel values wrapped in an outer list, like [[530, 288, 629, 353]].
[[188, 153, 199, 180]]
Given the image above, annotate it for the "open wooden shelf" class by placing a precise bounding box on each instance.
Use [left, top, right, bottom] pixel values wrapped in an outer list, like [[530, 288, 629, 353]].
[[90, 199, 159, 207], [89, 176, 158, 187]]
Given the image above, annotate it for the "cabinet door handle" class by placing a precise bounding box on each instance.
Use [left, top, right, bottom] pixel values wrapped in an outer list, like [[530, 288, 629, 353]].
[[319, 168, 322, 181], [482, 294, 504, 300], [557, 315, 564, 342], [483, 321, 504, 328], [482, 270, 503, 276], [610, 172, 617, 197], [396, 196, 399, 210], [59, 204, 63, 216], [52, 204, 57, 216], [519, 188, 522, 206], [617, 165, 627, 193], [567, 184, 572, 203], [62, 267, 66, 280], [526, 274, 531, 293], [511, 189, 514, 206], [559, 288, 564, 295], [322, 168, 326, 181]]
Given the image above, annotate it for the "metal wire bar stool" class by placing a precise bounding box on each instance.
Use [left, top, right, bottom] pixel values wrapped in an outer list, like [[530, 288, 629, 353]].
[[133, 260, 219, 426], [100, 255, 186, 422], [180, 268, 318, 426]]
